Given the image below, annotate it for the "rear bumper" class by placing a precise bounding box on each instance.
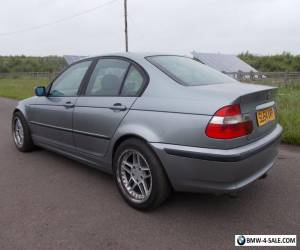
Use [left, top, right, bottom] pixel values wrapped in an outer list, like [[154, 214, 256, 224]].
[[150, 124, 282, 193]]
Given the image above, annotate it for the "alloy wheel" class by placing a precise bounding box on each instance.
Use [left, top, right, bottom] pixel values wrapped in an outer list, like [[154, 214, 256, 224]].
[[117, 149, 152, 204], [13, 117, 24, 147]]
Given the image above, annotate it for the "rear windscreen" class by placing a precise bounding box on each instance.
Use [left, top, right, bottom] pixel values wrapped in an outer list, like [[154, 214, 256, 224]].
[[147, 55, 237, 86]]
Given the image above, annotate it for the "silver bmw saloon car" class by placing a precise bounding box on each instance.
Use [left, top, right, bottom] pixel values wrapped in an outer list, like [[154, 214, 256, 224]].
[[12, 53, 282, 210]]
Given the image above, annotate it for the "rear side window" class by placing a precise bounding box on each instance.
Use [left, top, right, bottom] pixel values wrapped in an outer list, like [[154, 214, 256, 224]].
[[121, 66, 144, 96], [147, 56, 236, 86], [85, 59, 130, 96]]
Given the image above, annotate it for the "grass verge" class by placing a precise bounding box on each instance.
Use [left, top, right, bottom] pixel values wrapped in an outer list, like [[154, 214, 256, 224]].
[[0, 77, 48, 100], [276, 84, 300, 145]]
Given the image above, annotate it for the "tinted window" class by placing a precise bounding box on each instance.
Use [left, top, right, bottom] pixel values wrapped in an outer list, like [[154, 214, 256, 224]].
[[121, 66, 144, 96], [49, 61, 91, 97], [86, 59, 130, 96], [147, 56, 236, 86]]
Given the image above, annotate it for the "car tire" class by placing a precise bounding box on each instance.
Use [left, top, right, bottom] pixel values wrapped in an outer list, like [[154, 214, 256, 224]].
[[113, 138, 171, 211], [12, 111, 35, 152]]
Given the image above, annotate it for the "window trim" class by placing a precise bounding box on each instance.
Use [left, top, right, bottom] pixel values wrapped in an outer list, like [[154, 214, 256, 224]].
[[79, 56, 149, 97], [46, 58, 93, 97]]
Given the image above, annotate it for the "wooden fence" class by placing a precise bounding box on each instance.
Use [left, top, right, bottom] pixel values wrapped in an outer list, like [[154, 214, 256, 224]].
[[225, 71, 300, 85], [0, 72, 58, 80]]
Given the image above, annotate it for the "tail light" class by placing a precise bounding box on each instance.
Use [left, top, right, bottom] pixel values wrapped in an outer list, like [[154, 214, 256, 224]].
[[205, 104, 253, 139]]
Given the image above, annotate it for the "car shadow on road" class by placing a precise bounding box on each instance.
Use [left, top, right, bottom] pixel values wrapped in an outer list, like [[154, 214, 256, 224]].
[[29, 147, 271, 217]]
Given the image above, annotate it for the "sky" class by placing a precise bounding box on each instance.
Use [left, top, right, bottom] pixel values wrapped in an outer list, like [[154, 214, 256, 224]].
[[0, 0, 299, 56]]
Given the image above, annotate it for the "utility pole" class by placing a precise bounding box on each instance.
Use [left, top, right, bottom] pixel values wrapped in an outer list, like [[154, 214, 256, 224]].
[[124, 0, 128, 52]]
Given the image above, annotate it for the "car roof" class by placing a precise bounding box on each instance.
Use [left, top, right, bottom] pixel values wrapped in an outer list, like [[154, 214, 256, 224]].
[[81, 52, 188, 62]]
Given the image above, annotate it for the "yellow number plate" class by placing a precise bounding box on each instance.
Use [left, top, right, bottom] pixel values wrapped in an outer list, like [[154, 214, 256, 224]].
[[256, 107, 276, 127]]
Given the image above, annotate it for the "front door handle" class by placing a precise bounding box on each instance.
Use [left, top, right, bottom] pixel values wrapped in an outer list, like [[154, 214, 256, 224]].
[[109, 103, 127, 111], [64, 101, 75, 108]]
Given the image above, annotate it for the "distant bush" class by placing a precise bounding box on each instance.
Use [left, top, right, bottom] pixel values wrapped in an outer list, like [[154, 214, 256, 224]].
[[0, 56, 67, 73], [1, 53, 300, 73], [239, 52, 300, 72]]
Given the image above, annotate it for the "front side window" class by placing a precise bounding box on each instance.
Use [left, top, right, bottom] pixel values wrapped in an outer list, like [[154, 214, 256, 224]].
[[49, 60, 91, 97], [121, 66, 145, 96], [147, 56, 237, 86], [85, 59, 130, 96]]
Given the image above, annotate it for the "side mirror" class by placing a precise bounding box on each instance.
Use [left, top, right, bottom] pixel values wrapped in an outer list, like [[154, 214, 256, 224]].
[[35, 86, 46, 97]]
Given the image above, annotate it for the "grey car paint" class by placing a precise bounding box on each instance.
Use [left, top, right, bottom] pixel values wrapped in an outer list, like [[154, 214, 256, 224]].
[[30, 96, 78, 152], [13, 53, 282, 193], [73, 96, 137, 159]]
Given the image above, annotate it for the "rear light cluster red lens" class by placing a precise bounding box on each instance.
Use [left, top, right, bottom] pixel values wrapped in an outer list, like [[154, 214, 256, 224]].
[[205, 104, 253, 139]]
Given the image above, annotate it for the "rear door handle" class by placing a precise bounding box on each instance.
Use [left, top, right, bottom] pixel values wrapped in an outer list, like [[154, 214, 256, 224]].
[[64, 101, 75, 108], [109, 103, 127, 111]]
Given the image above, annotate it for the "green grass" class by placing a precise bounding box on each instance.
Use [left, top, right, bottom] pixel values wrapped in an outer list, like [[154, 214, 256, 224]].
[[0, 77, 299, 145], [0, 77, 48, 100], [276, 84, 300, 145]]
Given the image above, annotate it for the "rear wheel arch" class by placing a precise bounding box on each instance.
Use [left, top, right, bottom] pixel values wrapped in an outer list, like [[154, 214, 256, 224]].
[[112, 136, 172, 210], [112, 134, 173, 190], [112, 134, 148, 160]]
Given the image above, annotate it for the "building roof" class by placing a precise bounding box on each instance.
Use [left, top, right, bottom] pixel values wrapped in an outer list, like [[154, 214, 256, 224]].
[[191, 51, 257, 73]]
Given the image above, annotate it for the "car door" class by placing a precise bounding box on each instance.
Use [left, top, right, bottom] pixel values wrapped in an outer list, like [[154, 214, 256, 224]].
[[30, 60, 92, 153], [73, 57, 147, 162]]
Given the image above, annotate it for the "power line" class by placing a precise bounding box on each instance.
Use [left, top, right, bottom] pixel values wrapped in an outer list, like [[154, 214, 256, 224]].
[[0, 0, 119, 37]]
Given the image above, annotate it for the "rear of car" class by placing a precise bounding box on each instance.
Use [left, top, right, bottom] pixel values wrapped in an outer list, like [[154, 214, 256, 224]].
[[134, 55, 282, 193]]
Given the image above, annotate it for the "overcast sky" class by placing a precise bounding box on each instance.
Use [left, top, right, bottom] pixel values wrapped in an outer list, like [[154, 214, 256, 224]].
[[0, 0, 299, 56]]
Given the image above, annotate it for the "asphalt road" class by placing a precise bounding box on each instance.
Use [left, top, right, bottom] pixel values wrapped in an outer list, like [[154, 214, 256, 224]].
[[0, 97, 299, 250]]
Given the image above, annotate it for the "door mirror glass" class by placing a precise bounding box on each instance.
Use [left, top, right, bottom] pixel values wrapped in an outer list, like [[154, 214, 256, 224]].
[[35, 86, 46, 97]]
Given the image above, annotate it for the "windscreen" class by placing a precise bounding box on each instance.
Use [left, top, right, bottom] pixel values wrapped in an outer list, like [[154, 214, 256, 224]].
[[147, 55, 237, 86]]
